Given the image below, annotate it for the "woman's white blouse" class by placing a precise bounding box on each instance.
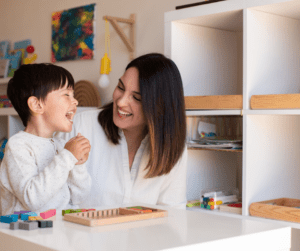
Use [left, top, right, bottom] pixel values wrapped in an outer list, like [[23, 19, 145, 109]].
[[59, 109, 187, 210]]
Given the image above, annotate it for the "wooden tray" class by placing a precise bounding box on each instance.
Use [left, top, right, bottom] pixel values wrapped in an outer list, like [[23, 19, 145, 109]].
[[63, 206, 168, 227], [185, 95, 242, 110], [251, 93, 300, 109], [249, 198, 300, 223]]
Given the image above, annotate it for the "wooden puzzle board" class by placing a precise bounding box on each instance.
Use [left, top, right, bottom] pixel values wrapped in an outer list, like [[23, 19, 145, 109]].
[[63, 206, 168, 227]]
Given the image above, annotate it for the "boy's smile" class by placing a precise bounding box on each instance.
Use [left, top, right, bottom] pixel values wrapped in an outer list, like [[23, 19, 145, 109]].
[[43, 83, 78, 135]]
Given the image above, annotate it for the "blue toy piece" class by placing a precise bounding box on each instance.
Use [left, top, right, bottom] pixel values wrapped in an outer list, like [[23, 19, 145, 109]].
[[0, 214, 18, 223], [20, 212, 37, 221]]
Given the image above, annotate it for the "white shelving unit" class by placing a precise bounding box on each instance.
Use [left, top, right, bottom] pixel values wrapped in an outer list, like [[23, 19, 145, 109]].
[[165, 0, 300, 223]]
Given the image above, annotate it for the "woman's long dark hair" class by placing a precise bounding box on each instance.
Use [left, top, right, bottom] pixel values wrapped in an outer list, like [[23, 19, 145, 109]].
[[98, 53, 186, 178]]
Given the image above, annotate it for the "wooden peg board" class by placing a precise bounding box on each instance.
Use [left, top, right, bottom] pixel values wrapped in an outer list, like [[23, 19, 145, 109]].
[[63, 206, 168, 227]]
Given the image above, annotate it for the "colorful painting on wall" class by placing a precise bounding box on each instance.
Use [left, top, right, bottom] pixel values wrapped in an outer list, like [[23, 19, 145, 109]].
[[51, 4, 95, 62]]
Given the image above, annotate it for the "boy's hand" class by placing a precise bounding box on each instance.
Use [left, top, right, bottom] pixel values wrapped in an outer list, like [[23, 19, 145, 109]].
[[64, 133, 91, 164], [75, 152, 89, 165]]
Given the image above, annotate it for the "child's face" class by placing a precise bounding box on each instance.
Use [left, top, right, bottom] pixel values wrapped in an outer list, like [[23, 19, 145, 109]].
[[42, 82, 78, 135]]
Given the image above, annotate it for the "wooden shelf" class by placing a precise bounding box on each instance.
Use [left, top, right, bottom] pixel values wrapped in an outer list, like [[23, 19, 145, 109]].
[[186, 110, 242, 116], [0, 108, 17, 116], [185, 95, 243, 110], [188, 147, 242, 152], [0, 77, 11, 85], [251, 93, 300, 109]]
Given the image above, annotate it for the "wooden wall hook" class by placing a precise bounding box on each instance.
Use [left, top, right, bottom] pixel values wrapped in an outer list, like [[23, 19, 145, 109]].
[[103, 14, 135, 60]]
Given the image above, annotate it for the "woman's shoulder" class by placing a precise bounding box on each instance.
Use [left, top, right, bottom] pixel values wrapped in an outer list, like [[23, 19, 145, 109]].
[[73, 109, 101, 127], [75, 108, 101, 121]]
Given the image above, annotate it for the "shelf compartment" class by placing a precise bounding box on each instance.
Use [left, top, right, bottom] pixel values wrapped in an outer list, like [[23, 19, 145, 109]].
[[167, 10, 243, 98], [251, 93, 300, 109], [185, 95, 242, 110]]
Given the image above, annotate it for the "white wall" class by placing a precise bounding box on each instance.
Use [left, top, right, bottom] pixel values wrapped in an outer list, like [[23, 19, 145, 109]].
[[0, 0, 205, 105]]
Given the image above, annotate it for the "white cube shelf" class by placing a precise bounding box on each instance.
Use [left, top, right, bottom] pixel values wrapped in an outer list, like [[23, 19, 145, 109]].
[[165, 0, 300, 220]]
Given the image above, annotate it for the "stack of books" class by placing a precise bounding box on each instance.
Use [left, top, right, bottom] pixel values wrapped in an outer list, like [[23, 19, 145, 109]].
[[187, 137, 242, 150], [0, 95, 12, 108]]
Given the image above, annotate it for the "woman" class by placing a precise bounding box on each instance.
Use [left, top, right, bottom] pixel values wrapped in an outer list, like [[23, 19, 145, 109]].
[[61, 53, 187, 209]]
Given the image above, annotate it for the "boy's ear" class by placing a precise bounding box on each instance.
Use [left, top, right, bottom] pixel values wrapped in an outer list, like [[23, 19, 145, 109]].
[[27, 96, 44, 115]]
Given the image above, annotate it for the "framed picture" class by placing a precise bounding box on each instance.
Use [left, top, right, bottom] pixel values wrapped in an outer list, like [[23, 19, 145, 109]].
[[0, 59, 9, 78], [51, 4, 96, 62]]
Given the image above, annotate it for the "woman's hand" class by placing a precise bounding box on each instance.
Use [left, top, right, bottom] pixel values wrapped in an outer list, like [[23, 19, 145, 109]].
[[64, 133, 91, 164]]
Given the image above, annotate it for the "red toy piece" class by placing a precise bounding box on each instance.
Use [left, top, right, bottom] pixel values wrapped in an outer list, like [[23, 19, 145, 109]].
[[26, 45, 35, 53]]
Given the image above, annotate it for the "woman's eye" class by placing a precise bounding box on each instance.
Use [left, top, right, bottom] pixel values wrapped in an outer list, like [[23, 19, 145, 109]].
[[133, 96, 141, 102], [117, 85, 124, 91]]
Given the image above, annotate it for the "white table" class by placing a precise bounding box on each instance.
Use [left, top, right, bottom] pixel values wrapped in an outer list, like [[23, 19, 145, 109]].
[[0, 204, 291, 251]]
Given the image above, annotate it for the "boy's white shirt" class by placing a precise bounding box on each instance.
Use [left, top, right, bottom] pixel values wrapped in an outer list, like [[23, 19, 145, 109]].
[[0, 131, 91, 215], [58, 109, 188, 210]]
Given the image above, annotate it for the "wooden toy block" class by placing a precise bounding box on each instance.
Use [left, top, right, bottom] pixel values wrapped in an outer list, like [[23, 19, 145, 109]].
[[62, 209, 72, 216], [250, 198, 300, 223], [21, 212, 37, 221], [19, 221, 38, 231], [1, 214, 18, 223], [28, 216, 44, 221], [46, 220, 53, 228], [63, 206, 168, 227], [40, 209, 56, 219], [10, 221, 19, 230], [62, 208, 96, 216], [37, 220, 47, 228], [36, 220, 53, 228], [14, 211, 30, 219]]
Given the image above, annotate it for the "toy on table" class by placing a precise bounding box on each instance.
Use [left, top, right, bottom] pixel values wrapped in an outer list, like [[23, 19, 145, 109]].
[[63, 206, 168, 227], [1, 210, 55, 231], [62, 208, 96, 216], [40, 209, 56, 219]]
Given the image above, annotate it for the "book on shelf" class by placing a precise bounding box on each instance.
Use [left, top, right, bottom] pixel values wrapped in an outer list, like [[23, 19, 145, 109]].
[[187, 137, 242, 150]]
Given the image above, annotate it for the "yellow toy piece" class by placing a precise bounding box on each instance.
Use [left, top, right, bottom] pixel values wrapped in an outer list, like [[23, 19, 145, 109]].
[[24, 53, 37, 64]]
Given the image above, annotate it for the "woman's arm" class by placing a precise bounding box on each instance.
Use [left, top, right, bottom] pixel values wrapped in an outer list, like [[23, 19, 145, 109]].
[[157, 146, 188, 209]]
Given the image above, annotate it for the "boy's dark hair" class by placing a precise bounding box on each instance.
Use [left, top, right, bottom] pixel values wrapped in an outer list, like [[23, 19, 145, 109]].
[[98, 53, 186, 178], [7, 63, 75, 127]]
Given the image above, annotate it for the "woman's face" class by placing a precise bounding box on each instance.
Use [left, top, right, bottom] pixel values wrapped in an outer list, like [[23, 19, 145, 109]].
[[112, 67, 146, 133]]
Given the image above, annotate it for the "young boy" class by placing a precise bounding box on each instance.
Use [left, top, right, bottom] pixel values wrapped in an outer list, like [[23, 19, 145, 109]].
[[0, 63, 92, 216]]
